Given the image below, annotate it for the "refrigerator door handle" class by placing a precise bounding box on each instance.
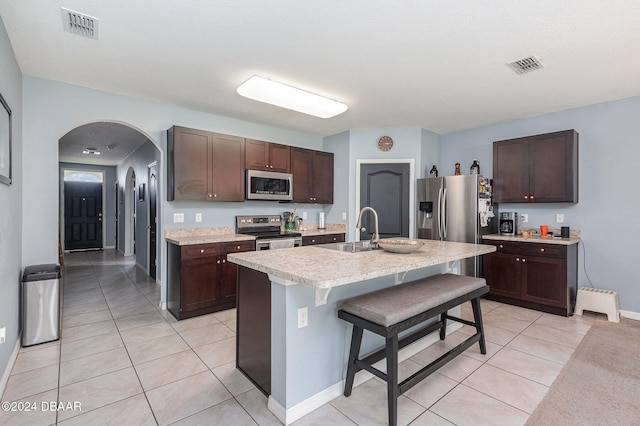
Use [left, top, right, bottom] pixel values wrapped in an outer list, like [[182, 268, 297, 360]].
[[442, 188, 448, 239], [437, 188, 443, 239]]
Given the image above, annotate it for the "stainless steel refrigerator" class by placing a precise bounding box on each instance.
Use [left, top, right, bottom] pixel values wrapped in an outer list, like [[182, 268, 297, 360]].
[[417, 175, 497, 277]]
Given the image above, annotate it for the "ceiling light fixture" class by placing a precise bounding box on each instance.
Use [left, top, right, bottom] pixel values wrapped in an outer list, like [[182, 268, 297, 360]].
[[83, 148, 101, 155], [237, 75, 348, 118]]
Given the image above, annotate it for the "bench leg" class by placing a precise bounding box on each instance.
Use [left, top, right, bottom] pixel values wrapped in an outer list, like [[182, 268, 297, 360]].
[[344, 325, 364, 396], [439, 311, 447, 340], [471, 297, 487, 355], [386, 335, 399, 426]]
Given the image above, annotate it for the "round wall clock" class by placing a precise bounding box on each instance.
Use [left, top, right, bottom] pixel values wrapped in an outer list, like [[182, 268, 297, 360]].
[[377, 136, 394, 152]]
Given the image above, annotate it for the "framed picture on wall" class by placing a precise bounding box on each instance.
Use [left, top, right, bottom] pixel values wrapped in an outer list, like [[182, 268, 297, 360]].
[[0, 92, 11, 185]]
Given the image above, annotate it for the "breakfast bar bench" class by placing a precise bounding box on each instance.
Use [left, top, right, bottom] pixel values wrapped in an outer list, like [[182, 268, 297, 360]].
[[338, 273, 489, 426]]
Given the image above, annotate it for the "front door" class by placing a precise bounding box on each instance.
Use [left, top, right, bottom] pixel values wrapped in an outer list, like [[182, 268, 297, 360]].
[[359, 163, 410, 240], [64, 181, 103, 250], [148, 164, 158, 279]]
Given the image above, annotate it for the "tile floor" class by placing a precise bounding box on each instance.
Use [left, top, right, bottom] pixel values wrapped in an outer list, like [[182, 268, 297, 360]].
[[1, 249, 599, 425]]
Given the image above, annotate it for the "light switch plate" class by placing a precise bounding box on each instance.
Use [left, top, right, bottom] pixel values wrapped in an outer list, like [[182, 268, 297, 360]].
[[297, 307, 308, 328], [521, 214, 528, 223], [302, 211, 307, 220], [173, 213, 184, 223], [0, 327, 5, 344], [556, 213, 565, 223], [195, 213, 202, 223], [342, 212, 347, 221]]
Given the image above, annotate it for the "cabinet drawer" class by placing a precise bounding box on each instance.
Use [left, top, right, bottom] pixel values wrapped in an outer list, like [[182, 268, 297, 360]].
[[222, 241, 255, 254], [182, 244, 220, 259], [325, 233, 345, 243], [486, 241, 521, 254], [522, 243, 566, 259]]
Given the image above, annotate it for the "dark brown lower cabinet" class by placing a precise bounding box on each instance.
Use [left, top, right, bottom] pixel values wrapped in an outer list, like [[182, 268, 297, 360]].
[[168, 241, 254, 320], [236, 266, 271, 396], [301, 233, 345, 246], [483, 240, 578, 316]]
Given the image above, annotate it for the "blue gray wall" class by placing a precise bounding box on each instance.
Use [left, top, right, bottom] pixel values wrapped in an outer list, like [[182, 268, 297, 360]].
[[0, 17, 23, 388], [440, 97, 640, 313]]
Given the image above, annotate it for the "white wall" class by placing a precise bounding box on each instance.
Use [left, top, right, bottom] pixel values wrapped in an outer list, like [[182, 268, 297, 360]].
[[441, 97, 640, 313], [0, 17, 23, 389]]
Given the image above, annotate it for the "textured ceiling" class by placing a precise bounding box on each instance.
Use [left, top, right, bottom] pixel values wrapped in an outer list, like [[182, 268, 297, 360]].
[[2, 0, 640, 148], [58, 122, 149, 165]]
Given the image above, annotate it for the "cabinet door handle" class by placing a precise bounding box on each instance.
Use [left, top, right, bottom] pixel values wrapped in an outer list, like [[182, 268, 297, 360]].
[[217, 260, 221, 264], [516, 257, 520, 262], [266, 165, 269, 168], [270, 165, 274, 169], [311, 239, 316, 243], [499, 244, 504, 249], [207, 193, 213, 198], [522, 258, 526, 262], [200, 249, 204, 253], [530, 195, 535, 200], [222, 259, 226, 263], [540, 248, 545, 252], [237, 245, 241, 250], [524, 195, 528, 199]]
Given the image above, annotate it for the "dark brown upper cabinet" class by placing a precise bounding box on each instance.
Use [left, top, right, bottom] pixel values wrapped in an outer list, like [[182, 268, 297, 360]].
[[245, 139, 291, 172], [493, 129, 578, 203], [291, 147, 334, 204], [168, 126, 245, 201]]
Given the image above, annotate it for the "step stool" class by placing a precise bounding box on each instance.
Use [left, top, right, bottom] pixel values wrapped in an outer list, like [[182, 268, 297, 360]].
[[574, 287, 620, 323]]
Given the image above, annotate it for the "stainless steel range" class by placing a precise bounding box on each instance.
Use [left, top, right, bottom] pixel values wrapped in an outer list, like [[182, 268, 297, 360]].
[[236, 215, 302, 250]]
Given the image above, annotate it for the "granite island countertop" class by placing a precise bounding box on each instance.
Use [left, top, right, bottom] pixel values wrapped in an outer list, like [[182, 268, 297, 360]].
[[228, 239, 495, 290]]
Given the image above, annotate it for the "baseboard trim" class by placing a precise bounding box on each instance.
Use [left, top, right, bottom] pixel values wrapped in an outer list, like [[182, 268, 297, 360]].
[[0, 336, 21, 398], [620, 310, 640, 321], [268, 323, 462, 425]]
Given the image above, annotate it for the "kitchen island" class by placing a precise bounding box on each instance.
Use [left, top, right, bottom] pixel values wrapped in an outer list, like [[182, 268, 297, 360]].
[[228, 240, 495, 425]]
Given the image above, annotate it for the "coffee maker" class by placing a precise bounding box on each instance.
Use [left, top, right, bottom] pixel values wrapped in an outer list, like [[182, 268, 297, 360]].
[[499, 212, 517, 236]]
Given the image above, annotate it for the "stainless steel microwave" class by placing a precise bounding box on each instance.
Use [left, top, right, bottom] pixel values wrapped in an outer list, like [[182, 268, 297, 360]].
[[246, 169, 293, 201]]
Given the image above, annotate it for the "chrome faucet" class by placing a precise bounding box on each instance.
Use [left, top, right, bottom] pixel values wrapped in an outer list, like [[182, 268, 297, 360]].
[[355, 206, 380, 249]]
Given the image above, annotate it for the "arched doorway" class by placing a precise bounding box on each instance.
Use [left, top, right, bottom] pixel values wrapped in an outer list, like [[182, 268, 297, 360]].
[[59, 121, 161, 280]]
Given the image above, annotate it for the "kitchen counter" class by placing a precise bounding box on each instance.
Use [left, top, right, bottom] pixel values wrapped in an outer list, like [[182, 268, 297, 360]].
[[230, 239, 495, 425], [483, 234, 580, 245], [165, 227, 255, 246], [229, 239, 494, 291]]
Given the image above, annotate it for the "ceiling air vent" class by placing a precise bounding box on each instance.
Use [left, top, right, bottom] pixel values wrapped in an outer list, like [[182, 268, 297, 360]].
[[61, 8, 99, 40], [508, 56, 543, 75]]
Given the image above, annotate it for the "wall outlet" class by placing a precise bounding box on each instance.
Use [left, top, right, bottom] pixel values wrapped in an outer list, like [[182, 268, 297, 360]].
[[297, 307, 308, 328], [173, 213, 184, 223], [521, 214, 528, 223], [556, 213, 565, 223], [0, 327, 5, 344], [342, 212, 347, 221], [302, 211, 307, 220], [195, 213, 202, 223]]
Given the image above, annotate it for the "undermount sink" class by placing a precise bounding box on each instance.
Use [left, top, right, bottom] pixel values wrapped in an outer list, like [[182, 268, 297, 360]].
[[316, 241, 377, 253]]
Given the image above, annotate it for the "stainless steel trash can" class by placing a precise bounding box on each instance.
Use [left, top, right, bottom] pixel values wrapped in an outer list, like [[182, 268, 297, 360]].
[[22, 264, 62, 347]]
